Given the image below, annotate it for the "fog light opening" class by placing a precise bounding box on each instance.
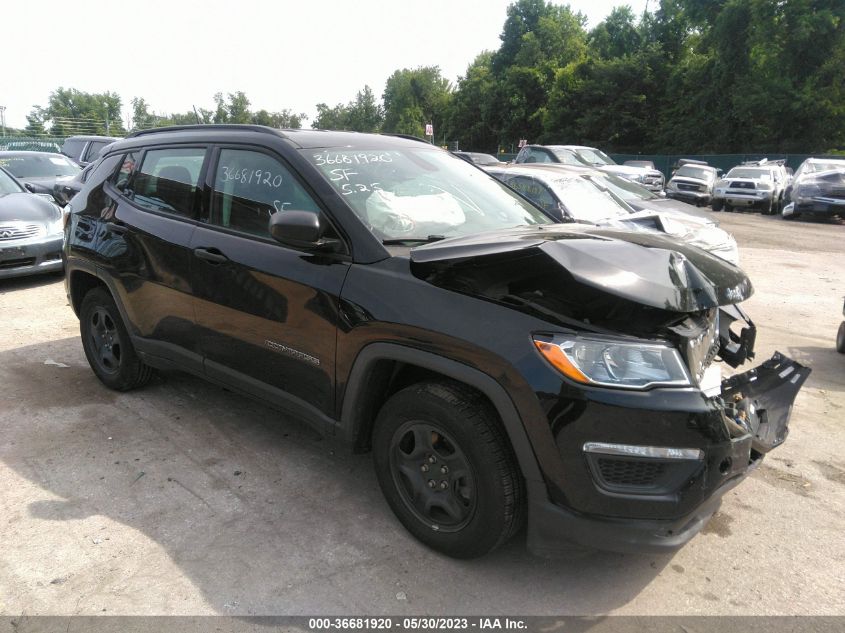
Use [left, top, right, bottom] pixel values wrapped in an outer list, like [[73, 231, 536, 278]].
[[719, 458, 732, 475]]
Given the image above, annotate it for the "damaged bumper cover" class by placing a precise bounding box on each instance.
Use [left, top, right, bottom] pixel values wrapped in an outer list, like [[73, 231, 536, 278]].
[[528, 351, 810, 554]]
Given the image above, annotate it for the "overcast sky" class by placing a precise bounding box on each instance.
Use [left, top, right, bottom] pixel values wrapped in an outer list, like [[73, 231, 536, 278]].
[[1, 0, 648, 130]]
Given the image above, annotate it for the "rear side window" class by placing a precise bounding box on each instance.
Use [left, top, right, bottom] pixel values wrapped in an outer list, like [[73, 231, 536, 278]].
[[131, 148, 206, 218], [84, 141, 111, 163], [61, 139, 85, 161], [210, 148, 319, 237]]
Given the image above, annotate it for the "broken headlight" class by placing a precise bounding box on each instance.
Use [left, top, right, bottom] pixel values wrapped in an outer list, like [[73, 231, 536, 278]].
[[534, 335, 692, 390]]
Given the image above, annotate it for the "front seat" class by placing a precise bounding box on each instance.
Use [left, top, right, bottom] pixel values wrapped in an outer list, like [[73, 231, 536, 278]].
[[154, 165, 194, 214]]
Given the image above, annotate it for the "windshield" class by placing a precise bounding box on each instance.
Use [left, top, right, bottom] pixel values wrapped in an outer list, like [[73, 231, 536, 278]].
[[305, 147, 550, 241], [0, 153, 81, 178], [588, 172, 660, 201], [675, 165, 714, 181], [573, 148, 616, 166], [804, 161, 845, 176], [0, 168, 24, 195], [726, 168, 772, 181], [549, 149, 592, 167], [549, 177, 632, 223]]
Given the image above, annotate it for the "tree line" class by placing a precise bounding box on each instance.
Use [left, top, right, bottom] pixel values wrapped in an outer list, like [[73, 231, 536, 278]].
[[12, 0, 845, 154]]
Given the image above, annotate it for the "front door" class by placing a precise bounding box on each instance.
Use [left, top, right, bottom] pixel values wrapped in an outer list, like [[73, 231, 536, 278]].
[[189, 146, 349, 427]]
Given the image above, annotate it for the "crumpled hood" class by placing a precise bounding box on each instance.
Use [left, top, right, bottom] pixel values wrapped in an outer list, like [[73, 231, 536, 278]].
[[410, 225, 752, 313]]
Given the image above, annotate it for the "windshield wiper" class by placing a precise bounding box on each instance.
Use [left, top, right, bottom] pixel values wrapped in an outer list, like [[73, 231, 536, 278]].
[[382, 235, 447, 245]]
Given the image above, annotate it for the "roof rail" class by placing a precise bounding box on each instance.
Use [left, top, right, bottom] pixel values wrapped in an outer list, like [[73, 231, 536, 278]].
[[127, 124, 286, 139], [383, 133, 431, 145]]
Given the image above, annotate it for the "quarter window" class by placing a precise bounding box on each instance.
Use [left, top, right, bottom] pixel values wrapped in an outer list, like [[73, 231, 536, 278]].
[[210, 148, 319, 237], [114, 152, 139, 191], [131, 148, 206, 217]]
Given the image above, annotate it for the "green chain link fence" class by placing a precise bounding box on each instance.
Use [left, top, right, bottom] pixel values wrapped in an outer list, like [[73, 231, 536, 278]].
[[0, 137, 66, 152]]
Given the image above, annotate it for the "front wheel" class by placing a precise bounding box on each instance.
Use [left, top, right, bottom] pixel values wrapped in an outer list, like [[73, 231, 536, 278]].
[[837, 322, 845, 354], [372, 381, 524, 558], [711, 198, 724, 212], [80, 287, 153, 391]]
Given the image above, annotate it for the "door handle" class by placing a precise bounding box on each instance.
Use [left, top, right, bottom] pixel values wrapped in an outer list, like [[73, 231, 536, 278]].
[[193, 247, 229, 264], [105, 221, 128, 235]]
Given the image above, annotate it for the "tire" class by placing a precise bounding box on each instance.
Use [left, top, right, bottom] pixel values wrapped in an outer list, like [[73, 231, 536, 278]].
[[79, 287, 153, 391], [837, 322, 845, 354], [724, 202, 733, 213], [763, 197, 773, 215], [372, 381, 524, 558], [711, 198, 724, 212]]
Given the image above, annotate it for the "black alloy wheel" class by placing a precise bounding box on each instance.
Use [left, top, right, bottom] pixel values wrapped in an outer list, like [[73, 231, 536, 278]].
[[372, 381, 524, 558], [88, 306, 122, 375], [79, 288, 153, 391], [388, 421, 477, 531]]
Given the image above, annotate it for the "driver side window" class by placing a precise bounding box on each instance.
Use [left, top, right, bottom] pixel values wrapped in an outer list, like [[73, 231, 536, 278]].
[[210, 149, 319, 238]]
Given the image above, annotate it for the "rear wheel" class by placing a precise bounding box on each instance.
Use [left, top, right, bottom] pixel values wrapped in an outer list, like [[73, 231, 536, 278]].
[[763, 197, 773, 215], [79, 288, 153, 391], [372, 381, 524, 558], [837, 322, 845, 354], [711, 198, 724, 211]]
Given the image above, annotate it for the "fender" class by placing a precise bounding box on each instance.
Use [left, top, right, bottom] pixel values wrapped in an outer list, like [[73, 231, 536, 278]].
[[340, 342, 544, 485]]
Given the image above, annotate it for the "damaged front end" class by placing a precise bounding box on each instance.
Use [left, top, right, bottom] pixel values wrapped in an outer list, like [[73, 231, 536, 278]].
[[410, 225, 810, 551]]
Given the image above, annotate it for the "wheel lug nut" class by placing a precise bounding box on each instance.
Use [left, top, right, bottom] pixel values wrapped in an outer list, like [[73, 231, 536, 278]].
[[440, 466, 448, 474], [428, 455, 436, 464], [439, 481, 448, 489], [420, 464, 429, 472], [427, 480, 435, 488]]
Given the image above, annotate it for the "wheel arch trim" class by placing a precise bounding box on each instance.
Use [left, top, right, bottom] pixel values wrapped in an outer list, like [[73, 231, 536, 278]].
[[340, 342, 544, 484]]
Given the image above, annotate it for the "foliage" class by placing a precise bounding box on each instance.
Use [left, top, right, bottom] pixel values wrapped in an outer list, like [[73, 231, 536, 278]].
[[313, 85, 384, 132], [19, 1, 845, 154], [382, 67, 452, 139], [28, 87, 126, 136]]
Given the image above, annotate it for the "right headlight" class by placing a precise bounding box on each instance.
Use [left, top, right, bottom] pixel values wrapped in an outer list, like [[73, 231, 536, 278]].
[[533, 335, 692, 389]]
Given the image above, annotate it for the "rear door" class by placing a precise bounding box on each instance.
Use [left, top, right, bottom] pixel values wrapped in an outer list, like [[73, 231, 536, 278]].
[[99, 145, 209, 370], [189, 145, 350, 427]]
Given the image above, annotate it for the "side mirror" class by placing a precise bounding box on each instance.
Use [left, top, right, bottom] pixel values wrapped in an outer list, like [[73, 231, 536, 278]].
[[24, 183, 36, 193], [268, 210, 341, 252]]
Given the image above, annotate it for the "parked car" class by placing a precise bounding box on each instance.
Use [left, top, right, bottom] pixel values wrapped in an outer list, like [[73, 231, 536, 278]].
[[0, 166, 65, 279], [53, 162, 97, 207], [623, 160, 657, 170], [579, 168, 713, 222], [837, 299, 845, 354], [665, 163, 719, 206], [65, 124, 809, 558], [711, 162, 789, 215], [514, 144, 665, 192], [486, 164, 739, 264], [61, 135, 119, 167], [0, 151, 81, 205], [452, 151, 502, 166], [782, 157, 845, 220]]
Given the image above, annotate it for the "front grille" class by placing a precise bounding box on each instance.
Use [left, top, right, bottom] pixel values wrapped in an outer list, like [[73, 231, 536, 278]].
[[0, 257, 36, 270], [730, 181, 755, 189], [597, 457, 667, 487], [0, 223, 44, 241], [677, 183, 701, 191]]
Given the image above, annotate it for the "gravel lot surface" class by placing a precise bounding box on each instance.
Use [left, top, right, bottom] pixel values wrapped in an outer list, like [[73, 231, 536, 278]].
[[1, 212, 843, 616]]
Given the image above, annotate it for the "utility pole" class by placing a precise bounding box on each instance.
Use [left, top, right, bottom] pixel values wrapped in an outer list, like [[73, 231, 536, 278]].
[[0, 106, 6, 137], [103, 102, 110, 135]]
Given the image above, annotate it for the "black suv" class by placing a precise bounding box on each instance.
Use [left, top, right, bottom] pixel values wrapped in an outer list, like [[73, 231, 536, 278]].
[[64, 125, 809, 558]]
